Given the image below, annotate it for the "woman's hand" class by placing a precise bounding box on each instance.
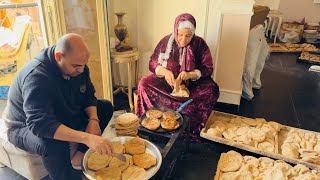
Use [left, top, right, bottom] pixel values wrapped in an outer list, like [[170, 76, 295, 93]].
[[178, 71, 191, 81], [163, 69, 175, 87]]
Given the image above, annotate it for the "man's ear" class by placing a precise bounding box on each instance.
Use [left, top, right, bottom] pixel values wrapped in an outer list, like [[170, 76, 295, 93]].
[[55, 52, 63, 63]]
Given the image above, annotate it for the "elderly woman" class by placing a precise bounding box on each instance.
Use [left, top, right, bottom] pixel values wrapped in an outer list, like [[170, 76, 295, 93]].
[[136, 13, 219, 141]]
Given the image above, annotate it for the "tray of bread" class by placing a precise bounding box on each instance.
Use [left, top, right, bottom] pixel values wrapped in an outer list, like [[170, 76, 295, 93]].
[[269, 43, 320, 53], [201, 111, 320, 169], [298, 51, 320, 65], [82, 137, 162, 180], [214, 150, 320, 180]]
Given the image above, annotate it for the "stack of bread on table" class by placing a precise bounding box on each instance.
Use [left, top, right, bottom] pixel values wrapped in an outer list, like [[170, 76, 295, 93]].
[[217, 150, 320, 180], [87, 137, 157, 180], [207, 117, 282, 153], [115, 113, 139, 136], [282, 128, 320, 165]]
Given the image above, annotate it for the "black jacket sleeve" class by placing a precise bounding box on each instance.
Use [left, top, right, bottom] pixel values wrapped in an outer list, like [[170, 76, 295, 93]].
[[22, 72, 61, 138], [83, 66, 97, 108]]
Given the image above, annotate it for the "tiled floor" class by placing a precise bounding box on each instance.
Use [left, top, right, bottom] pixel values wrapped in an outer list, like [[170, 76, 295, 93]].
[[1, 52, 320, 179]]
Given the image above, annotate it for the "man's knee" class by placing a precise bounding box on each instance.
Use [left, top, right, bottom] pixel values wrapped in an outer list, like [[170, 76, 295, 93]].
[[97, 99, 114, 122]]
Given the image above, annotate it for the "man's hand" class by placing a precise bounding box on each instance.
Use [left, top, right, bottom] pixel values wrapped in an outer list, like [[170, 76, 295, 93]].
[[86, 134, 113, 155], [85, 120, 101, 136], [178, 71, 191, 81], [164, 69, 175, 87]]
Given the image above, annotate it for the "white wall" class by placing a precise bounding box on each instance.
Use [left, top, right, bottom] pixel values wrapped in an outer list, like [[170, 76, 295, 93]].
[[136, 0, 210, 81], [279, 0, 320, 23], [254, 0, 280, 10], [108, 0, 254, 105]]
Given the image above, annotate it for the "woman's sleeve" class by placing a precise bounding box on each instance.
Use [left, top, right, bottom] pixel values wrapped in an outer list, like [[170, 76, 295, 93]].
[[149, 37, 166, 74], [197, 39, 213, 77]]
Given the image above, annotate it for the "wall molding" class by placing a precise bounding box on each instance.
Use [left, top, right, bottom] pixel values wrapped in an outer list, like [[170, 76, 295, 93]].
[[218, 89, 242, 105]]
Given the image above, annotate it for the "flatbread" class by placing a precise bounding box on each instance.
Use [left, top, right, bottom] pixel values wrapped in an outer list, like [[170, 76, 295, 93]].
[[122, 166, 147, 180], [146, 110, 162, 119], [117, 113, 139, 126], [249, 129, 266, 143], [162, 111, 180, 121], [133, 153, 157, 169], [207, 128, 222, 137], [124, 138, 146, 155], [87, 152, 111, 171], [220, 151, 243, 172], [95, 166, 121, 180], [109, 156, 130, 172], [161, 119, 180, 130], [141, 118, 161, 130], [112, 142, 124, 154]]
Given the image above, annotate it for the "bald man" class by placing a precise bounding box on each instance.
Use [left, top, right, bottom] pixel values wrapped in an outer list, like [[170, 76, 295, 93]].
[[2, 33, 114, 180]]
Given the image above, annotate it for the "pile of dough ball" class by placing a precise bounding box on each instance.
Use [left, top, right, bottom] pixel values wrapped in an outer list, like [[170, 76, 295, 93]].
[[207, 117, 282, 153], [281, 129, 320, 165], [300, 51, 320, 62], [217, 151, 320, 180]]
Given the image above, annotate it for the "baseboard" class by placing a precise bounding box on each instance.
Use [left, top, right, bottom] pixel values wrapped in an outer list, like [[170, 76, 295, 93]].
[[217, 89, 242, 105], [214, 102, 240, 115]]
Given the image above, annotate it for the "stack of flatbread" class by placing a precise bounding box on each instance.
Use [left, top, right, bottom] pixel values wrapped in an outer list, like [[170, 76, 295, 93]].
[[116, 113, 139, 136], [281, 129, 320, 165], [206, 117, 282, 153], [87, 138, 157, 180], [171, 78, 190, 98], [217, 150, 320, 180]]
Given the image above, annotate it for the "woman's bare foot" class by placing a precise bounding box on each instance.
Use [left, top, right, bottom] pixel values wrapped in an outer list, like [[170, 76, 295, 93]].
[[71, 151, 84, 169]]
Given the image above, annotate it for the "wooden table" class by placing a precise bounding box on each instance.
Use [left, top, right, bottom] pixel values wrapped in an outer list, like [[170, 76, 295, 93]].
[[111, 48, 139, 110]]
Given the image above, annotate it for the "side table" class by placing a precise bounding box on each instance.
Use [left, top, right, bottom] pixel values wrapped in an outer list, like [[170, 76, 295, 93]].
[[111, 48, 139, 110]]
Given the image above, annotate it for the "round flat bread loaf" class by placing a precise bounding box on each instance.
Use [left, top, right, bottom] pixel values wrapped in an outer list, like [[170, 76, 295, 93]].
[[112, 142, 124, 154], [249, 129, 266, 143], [117, 113, 139, 126], [122, 166, 147, 180], [146, 110, 162, 119], [281, 143, 299, 159], [259, 157, 274, 168], [289, 164, 310, 177], [124, 138, 146, 155], [109, 156, 130, 172], [207, 128, 222, 137], [161, 119, 180, 130], [163, 111, 180, 120], [133, 153, 157, 169], [141, 118, 160, 130], [87, 152, 111, 171], [210, 121, 228, 133], [219, 172, 240, 180], [95, 166, 121, 180], [220, 151, 243, 172], [241, 118, 261, 127]]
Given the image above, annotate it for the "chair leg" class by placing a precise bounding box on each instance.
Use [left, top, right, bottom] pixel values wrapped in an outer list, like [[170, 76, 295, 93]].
[[266, 17, 273, 37], [274, 17, 282, 43], [270, 17, 277, 37]]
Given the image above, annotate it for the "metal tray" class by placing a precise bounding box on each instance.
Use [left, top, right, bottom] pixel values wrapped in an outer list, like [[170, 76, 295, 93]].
[[82, 136, 162, 180]]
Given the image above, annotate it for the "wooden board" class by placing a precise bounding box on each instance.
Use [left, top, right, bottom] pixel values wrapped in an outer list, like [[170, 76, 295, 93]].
[[201, 111, 320, 170]]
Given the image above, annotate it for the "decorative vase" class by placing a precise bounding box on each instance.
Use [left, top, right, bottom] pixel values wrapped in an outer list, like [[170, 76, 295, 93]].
[[114, 12, 132, 52]]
